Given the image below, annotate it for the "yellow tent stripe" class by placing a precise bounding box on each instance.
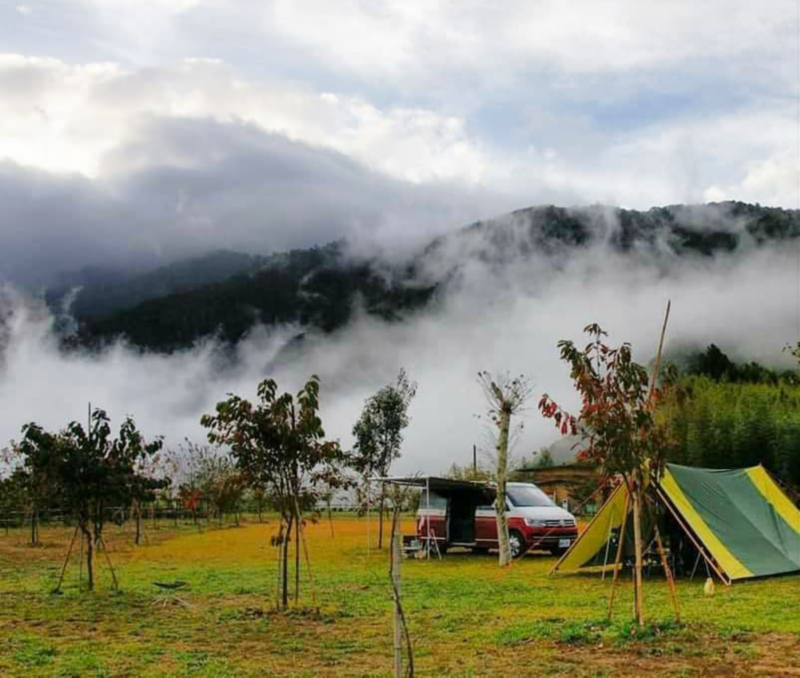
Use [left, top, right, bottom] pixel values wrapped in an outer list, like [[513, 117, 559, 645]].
[[552, 483, 628, 574], [746, 466, 800, 537], [660, 469, 752, 581]]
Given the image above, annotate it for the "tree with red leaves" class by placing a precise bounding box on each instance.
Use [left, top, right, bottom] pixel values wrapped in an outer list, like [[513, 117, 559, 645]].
[[539, 323, 677, 626]]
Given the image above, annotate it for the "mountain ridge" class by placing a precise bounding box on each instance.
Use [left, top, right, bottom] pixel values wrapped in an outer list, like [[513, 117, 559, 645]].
[[57, 201, 800, 352]]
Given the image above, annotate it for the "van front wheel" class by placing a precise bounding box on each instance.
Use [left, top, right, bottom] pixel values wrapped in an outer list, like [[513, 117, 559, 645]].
[[508, 530, 527, 559]]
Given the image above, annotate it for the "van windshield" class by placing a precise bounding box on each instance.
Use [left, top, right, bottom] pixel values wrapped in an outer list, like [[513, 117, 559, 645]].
[[507, 486, 555, 508]]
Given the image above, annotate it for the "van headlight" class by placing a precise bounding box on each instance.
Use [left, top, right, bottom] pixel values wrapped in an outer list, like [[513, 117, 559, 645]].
[[525, 518, 546, 527]]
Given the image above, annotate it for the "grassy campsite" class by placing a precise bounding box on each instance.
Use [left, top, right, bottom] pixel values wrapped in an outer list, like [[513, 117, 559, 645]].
[[2, 320, 800, 676], [1, 515, 800, 677]]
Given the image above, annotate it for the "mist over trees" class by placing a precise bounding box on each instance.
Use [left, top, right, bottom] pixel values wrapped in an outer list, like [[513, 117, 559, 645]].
[[50, 202, 800, 354]]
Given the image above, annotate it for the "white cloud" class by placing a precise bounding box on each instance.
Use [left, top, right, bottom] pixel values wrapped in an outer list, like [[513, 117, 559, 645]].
[[267, 0, 795, 84], [0, 54, 486, 185]]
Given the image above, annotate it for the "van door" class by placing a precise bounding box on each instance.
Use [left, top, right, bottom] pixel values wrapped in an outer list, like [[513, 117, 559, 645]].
[[475, 498, 515, 546], [474, 503, 497, 545]]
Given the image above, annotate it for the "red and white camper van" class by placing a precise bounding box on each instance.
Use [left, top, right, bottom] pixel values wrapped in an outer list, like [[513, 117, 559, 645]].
[[410, 478, 577, 558]]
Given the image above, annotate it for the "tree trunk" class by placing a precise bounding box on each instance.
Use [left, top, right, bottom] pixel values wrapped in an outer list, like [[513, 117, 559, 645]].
[[631, 478, 645, 627], [378, 483, 386, 550], [495, 407, 512, 567]]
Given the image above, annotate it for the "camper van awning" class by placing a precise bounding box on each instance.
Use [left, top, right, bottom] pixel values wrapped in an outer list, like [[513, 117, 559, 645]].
[[374, 476, 493, 493]]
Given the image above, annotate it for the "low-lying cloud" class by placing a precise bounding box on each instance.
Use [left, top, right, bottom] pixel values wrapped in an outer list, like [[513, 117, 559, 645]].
[[1, 230, 797, 474]]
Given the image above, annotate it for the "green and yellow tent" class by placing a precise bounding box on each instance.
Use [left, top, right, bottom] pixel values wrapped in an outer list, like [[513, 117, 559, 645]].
[[552, 463, 800, 584]]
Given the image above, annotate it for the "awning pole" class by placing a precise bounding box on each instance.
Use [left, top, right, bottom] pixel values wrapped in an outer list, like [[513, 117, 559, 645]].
[[426, 477, 431, 561]]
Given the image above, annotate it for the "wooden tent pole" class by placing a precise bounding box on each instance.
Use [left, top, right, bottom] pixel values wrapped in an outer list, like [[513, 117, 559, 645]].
[[653, 523, 680, 622], [655, 487, 731, 585], [601, 503, 617, 581], [631, 478, 645, 626], [607, 488, 631, 621], [647, 300, 671, 404]]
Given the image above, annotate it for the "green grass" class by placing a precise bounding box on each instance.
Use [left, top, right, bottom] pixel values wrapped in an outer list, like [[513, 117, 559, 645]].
[[1, 517, 799, 676]]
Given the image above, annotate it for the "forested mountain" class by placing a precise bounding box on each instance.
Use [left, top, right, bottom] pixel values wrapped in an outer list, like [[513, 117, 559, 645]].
[[47, 250, 264, 321], [72, 244, 435, 351], [56, 201, 800, 352]]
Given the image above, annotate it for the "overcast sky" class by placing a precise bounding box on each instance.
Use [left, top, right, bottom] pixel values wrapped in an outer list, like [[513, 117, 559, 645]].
[[1, 1, 798, 283], [2, 2, 800, 472]]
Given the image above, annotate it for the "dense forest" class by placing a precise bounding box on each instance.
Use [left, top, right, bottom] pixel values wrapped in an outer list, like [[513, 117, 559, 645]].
[[664, 345, 800, 487], [71, 245, 436, 352], [667, 377, 800, 487]]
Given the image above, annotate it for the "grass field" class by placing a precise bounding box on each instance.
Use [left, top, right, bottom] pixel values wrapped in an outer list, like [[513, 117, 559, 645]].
[[1, 515, 799, 677]]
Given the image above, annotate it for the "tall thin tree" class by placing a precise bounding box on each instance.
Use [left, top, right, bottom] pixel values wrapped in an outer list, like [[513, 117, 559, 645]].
[[478, 371, 534, 567]]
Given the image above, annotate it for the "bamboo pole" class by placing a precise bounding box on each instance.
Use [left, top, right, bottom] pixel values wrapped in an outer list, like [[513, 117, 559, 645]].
[[655, 488, 730, 585], [601, 503, 617, 581], [99, 536, 119, 591], [607, 488, 631, 621], [53, 524, 80, 594], [647, 300, 671, 403], [631, 480, 645, 627], [78, 529, 84, 590], [653, 523, 680, 622]]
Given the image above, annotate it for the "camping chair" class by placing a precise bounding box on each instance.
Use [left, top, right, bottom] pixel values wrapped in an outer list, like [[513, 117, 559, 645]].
[[152, 580, 191, 608]]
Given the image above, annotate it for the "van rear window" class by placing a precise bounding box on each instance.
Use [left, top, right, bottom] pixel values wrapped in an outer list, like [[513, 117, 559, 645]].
[[507, 486, 554, 508]]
